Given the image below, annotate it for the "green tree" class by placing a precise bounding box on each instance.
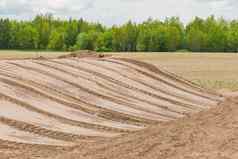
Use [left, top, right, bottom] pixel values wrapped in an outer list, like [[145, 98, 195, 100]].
[[136, 25, 161, 52], [136, 26, 150, 51], [74, 31, 99, 50], [15, 24, 39, 49], [33, 14, 53, 49], [164, 26, 182, 52], [204, 16, 227, 52], [165, 17, 184, 50], [96, 31, 113, 52], [0, 19, 11, 49], [227, 21, 238, 52], [65, 19, 79, 48], [48, 28, 66, 50], [122, 21, 138, 51], [186, 27, 206, 52], [8, 21, 19, 49], [1, 14, 238, 53]]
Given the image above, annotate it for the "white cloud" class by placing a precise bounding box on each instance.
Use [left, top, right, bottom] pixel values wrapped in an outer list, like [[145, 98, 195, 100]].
[[0, 0, 237, 25]]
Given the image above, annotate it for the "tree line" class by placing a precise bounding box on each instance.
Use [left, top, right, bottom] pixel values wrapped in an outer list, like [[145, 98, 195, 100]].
[[1, 14, 238, 52]]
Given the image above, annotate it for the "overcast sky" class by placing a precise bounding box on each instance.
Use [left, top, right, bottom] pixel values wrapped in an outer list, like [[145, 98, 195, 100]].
[[0, 0, 237, 25]]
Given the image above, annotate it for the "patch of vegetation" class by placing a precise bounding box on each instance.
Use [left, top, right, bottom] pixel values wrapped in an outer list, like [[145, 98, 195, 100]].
[[1, 15, 238, 52]]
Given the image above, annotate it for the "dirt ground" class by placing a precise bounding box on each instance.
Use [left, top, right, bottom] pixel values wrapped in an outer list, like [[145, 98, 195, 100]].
[[0, 50, 67, 59], [2, 51, 238, 81], [112, 53, 238, 79], [57, 98, 238, 159], [112, 52, 238, 90], [0, 52, 237, 158], [1, 51, 238, 90]]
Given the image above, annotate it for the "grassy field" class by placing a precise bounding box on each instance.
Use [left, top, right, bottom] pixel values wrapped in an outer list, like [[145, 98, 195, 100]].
[[1, 51, 238, 91]]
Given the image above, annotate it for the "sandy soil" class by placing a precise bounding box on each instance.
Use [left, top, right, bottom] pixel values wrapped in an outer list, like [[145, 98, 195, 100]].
[[0, 54, 230, 159], [58, 98, 238, 159]]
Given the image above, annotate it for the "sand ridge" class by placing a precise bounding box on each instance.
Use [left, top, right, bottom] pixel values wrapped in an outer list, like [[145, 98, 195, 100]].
[[0, 54, 226, 158]]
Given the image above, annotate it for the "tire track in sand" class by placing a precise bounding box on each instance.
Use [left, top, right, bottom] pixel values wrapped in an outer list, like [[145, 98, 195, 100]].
[[0, 68, 155, 126], [72, 59, 206, 110], [103, 58, 222, 102], [8, 61, 177, 121], [34, 60, 193, 116], [0, 57, 224, 149]]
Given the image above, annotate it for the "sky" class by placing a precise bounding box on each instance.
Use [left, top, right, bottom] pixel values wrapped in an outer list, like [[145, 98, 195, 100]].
[[0, 0, 237, 26]]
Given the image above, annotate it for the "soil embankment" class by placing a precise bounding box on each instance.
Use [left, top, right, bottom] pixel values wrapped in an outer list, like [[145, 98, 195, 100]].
[[0, 53, 229, 158]]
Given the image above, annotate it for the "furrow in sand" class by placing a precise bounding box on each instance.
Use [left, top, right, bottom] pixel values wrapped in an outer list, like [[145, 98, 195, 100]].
[[86, 58, 222, 106], [0, 72, 97, 114], [0, 68, 156, 126], [0, 74, 146, 131], [104, 58, 223, 102], [0, 61, 168, 121], [0, 99, 119, 139], [0, 88, 139, 134], [0, 117, 101, 142], [0, 57, 224, 153], [45, 59, 201, 113], [33, 60, 193, 116], [36, 60, 146, 104], [33, 61, 137, 104], [42, 60, 197, 114], [116, 57, 218, 95], [33, 60, 188, 118], [66, 58, 210, 108], [26, 61, 180, 118], [105, 58, 208, 95], [72, 59, 207, 110], [8, 61, 177, 121], [0, 71, 137, 125], [0, 68, 139, 120], [0, 121, 73, 146], [0, 78, 142, 132], [55, 59, 207, 111], [101, 58, 217, 100]]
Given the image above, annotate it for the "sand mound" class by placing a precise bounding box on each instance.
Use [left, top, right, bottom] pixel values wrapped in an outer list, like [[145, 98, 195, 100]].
[[0, 56, 226, 158], [59, 99, 238, 159]]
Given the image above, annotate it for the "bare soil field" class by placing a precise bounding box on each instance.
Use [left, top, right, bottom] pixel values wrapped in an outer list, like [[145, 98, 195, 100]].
[[0, 50, 67, 60], [1, 51, 238, 90], [112, 52, 238, 90], [0, 51, 237, 158]]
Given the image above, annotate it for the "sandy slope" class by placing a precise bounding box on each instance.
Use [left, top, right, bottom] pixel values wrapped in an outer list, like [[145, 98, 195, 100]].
[[57, 99, 238, 159], [0, 55, 226, 158]]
